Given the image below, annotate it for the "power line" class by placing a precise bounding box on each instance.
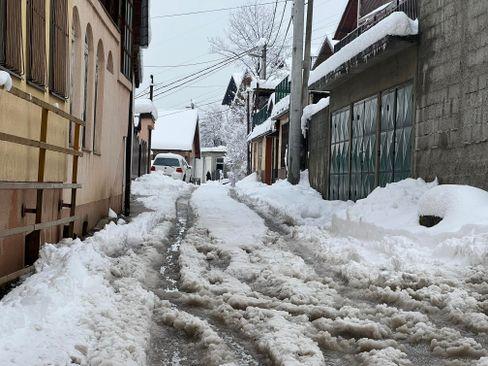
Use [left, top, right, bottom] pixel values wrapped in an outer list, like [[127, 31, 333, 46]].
[[151, 54, 248, 101], [151, 0, 293, 19], [147, 48, 255, 101], [143, 58, 227, 68]]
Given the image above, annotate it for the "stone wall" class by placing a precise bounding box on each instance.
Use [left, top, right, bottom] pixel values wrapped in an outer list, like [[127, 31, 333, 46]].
[[415, 0, 488, 188], [308, 108, 330, 198]]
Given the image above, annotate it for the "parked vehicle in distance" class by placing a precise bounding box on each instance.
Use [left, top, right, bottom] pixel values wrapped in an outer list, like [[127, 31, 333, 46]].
[[150, 153, 192, 182]]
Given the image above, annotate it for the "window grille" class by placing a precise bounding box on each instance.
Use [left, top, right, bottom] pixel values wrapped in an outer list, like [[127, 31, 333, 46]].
[[50, 0, 68, 98], [0, 0, 23, 75], [27, 0, 46, 87]]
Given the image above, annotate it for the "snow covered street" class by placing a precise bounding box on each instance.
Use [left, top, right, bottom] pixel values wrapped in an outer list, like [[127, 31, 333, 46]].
[[1, 172, 488, 365]]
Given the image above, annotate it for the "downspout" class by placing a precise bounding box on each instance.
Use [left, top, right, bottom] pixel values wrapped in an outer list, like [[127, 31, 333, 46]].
[[124, 90, 133, 216]]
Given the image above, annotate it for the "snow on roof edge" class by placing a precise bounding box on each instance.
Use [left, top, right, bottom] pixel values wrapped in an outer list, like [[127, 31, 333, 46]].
[[309, 12, 419, 87]]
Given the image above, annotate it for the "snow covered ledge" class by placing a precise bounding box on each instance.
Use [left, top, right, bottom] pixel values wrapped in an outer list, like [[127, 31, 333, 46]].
[[309, 12, 419, 90]]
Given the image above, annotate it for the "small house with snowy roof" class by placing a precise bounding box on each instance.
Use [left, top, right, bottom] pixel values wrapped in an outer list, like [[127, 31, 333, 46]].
[[151, 109, 201, 169]]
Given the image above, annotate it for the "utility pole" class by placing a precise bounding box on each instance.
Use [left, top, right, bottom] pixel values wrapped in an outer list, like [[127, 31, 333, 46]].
[[260, 43, 267, 80], [247, 89, 251, 174], [287, 0, 305, 184], [147, 74, 154, 174], [302, 0, 314, 106]]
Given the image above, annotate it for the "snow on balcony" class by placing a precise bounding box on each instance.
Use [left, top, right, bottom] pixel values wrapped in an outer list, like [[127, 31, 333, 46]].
[[309, 12, 418, 87]]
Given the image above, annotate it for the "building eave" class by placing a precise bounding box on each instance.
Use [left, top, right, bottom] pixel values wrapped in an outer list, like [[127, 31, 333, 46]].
[[310, 34, 418, 91]]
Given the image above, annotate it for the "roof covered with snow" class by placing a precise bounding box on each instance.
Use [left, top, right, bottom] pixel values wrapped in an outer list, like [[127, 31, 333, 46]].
[[301, 98, 330, 137], [152, 109, 199, 151], [201, 146, 227, 154], [135, 98, 158, 120], [309, 12, 419, 87], [247, 118, 276, 142]]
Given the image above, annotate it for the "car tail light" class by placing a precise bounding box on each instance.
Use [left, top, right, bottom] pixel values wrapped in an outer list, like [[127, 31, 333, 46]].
[[150, 166, 156, 171], [176, 167, 183, 173]]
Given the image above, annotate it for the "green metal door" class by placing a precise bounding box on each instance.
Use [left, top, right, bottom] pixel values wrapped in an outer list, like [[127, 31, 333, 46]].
[[329, 108, 350, 200]]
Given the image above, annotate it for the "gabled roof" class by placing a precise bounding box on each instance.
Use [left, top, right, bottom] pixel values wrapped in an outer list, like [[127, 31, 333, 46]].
[[152, 109, 199, 151], [333, 0, 358, 40], [312, 36, 334, 70]]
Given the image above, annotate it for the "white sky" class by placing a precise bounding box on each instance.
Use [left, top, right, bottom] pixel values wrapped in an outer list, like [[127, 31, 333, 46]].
[[136, 0, 348, 111]]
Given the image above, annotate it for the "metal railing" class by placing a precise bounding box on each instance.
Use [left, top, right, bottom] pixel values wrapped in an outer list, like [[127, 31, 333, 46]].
[[253, 106, 270, 126], [334, 0, 417, 53], [275, 76, 290, 104]]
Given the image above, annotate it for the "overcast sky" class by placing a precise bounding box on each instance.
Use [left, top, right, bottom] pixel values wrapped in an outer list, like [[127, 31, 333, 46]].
[[137, 0, 348, 112]]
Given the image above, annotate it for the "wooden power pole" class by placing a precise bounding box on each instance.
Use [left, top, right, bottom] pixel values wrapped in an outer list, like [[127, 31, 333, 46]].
[[287, 0, 305, 184]]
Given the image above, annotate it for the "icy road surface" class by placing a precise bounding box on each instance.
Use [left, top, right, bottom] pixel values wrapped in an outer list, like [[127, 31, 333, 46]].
[[145, 181, 488, 366]]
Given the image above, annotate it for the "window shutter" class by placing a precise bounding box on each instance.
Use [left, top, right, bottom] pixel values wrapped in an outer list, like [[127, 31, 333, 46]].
[[28, 0, 46, 86], [50, 0, 68, 97], [1, 0, 23, 74]]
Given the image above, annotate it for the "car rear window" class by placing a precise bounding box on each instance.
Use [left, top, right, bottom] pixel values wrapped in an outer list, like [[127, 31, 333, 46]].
[[153, 157, 180, 167]]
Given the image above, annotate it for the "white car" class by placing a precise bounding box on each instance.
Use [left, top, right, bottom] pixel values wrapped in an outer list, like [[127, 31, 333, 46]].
[[151, 153, 192, 182]]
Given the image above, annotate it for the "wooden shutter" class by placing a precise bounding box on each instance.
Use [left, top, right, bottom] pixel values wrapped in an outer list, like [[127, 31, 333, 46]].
[[28, 0, 46, 86], [50, 0, 68, 97], [0, 0, 23, 74]]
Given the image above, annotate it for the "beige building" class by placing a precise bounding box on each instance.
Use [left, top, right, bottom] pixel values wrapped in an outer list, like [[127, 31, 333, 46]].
[[0, 0, 149, 283]]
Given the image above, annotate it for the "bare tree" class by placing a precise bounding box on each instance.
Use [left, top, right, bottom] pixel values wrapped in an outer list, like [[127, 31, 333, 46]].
[[209, 0, 290, 78]]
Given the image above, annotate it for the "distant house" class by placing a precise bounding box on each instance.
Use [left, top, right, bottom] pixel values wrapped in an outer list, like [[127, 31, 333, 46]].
[[222, 71, 253, 106], [151, 109, 201, 168], [133, 98, 158, 178], [248, 76, 291, 184], [194, 146, 227, 183]]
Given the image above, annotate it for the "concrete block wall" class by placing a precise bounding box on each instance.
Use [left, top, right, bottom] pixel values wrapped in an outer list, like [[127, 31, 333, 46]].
[[415, 0, 488, 188]]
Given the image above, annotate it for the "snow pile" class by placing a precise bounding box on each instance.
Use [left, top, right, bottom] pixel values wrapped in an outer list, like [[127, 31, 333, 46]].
[[333, 178, 437, 238], [301, 97, 330, 137], [247, 117, 276, 142], [0, 71, 12, 91], [0, 173, 190, 365], [309, 12, 419, 86], [418, 184, 488, 234], [236, 171, 350, 228], [135, 98, 158, 120], [271, 94, 290, 119]]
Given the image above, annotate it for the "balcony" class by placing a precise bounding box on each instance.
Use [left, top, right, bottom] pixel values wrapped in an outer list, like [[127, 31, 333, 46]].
[[252, 106, 271, 127], [275, 76, 290, 104], [334, 0, 417, 52]]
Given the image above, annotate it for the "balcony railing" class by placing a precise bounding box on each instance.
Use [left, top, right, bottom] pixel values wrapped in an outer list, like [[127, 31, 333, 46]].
[[253, 106, 270, 126], [334, 0, 417, 53], [275, 76, 290, 104]]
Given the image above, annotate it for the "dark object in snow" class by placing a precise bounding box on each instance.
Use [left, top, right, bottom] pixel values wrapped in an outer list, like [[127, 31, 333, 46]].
[[419, 215, 443, 228], [206, 171, 212, 181]]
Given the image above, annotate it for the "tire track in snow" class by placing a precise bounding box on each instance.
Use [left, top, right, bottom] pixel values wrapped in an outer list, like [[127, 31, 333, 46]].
[[230, 188, 488, 366]]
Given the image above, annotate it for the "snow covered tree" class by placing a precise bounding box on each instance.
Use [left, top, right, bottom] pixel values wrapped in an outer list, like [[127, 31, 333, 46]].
[[199, 105, 226, 148], [200, 103, 248, 178], [209, 0, 290, 78], [223, 105, 248, 178]]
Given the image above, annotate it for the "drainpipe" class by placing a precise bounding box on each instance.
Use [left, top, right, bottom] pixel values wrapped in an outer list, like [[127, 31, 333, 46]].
[[124, 90, 134, 216]]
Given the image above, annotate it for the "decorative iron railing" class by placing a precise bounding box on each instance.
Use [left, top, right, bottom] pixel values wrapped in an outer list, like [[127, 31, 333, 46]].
[[334, 0, 417, 53], [275, 76, 290, 104], [252, 105, 270, 126]]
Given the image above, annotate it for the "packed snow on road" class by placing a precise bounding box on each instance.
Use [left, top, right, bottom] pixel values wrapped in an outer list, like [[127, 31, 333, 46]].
[[1, 172, 488, 365]]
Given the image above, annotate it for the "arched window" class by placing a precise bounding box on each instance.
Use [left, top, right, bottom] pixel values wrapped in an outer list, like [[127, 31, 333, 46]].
[[93, 40, 105, 153], [69, 6, 81, 146], [106, 51, 113, 74], [82, 24, 94, 149]]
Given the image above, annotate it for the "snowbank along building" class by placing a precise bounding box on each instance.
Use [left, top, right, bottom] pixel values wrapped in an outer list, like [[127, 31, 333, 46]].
[[0, 0, 149, 284]]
